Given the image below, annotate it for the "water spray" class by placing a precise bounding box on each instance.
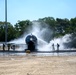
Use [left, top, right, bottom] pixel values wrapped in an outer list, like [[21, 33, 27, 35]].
[[9, 21, 72, 51]]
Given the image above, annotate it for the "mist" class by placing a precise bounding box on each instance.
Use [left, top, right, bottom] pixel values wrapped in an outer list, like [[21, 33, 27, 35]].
[[10, 21, 74, 51]]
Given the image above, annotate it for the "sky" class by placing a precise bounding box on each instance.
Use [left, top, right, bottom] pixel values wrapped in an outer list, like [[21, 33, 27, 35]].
[[0, 0, 76, 25]]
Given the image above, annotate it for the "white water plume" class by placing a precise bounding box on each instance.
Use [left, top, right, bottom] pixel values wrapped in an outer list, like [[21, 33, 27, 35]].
[[48, 34, 71, 50], [10, 21, 71, 51]]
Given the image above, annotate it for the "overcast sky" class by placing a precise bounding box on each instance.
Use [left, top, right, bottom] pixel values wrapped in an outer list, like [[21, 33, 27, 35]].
[[0, 0, 76, 25]]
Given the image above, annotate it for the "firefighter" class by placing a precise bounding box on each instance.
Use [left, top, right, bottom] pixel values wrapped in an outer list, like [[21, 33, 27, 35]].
[[52, 43, 55, 50], [57, 43, 60, 51]]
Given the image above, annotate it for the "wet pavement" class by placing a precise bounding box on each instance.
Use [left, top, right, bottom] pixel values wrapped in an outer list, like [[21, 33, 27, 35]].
[[0, 51, 76, 57]]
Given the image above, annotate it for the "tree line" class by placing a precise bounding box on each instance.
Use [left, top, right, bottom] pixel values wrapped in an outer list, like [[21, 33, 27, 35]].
[[0, 17, 76, 42]]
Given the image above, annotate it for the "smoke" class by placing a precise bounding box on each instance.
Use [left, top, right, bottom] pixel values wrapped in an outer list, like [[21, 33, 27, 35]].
[[49, 34, 71, 50], [37, 34, 71, 51], [63, 34, 76, 49]]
